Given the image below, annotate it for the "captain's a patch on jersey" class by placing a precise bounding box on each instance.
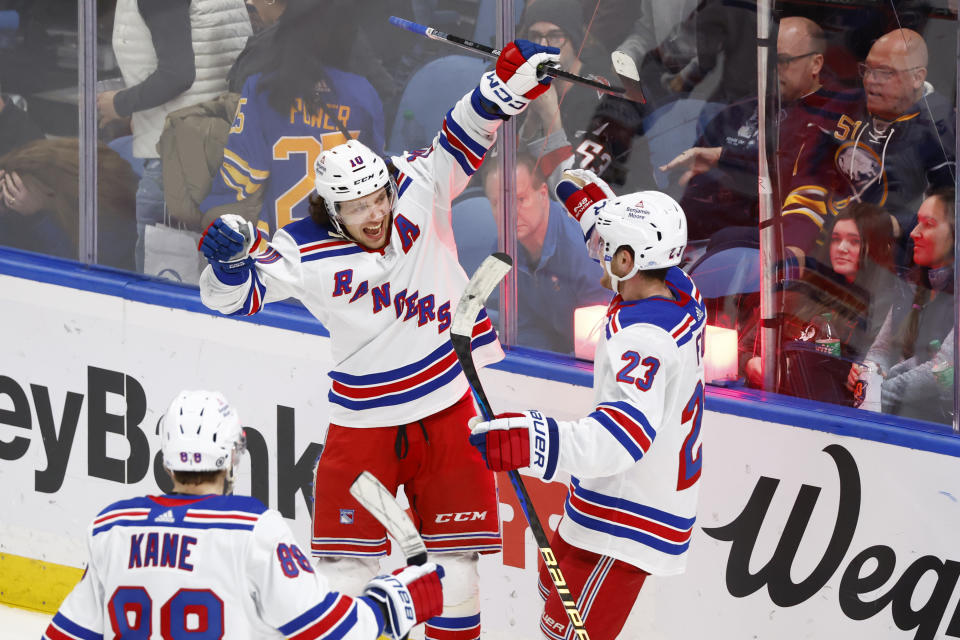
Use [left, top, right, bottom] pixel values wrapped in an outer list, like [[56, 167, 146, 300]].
[[339, 509, 355, 525]]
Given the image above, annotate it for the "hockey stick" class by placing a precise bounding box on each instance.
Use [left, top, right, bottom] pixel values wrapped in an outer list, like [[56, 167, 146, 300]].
[[451, 253, 591, 640], [350, 470, 427, 566], [389, 16, 645, 104]]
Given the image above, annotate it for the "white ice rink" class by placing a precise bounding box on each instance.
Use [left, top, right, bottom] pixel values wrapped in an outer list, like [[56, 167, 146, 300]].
[[1, 604, 51, 639]]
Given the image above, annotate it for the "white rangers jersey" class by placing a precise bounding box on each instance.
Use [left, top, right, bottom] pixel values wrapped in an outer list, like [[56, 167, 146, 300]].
[[44, 494, 385, 640], [200, 88, 505, 427], [548, 267, 706, 575]]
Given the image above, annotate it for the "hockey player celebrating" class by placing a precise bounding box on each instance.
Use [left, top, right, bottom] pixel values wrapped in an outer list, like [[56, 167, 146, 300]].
[[197, 40, 561, 640], [43, 390, 443, 640], [469, 170, 706, 640]]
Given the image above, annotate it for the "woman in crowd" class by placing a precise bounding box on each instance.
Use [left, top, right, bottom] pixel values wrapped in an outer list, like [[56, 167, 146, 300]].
[[745, 202, 903, 391], [851, 188, 955, 424]]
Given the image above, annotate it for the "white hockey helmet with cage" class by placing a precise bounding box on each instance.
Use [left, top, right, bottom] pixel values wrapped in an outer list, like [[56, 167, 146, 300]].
[[160, 390, 246, 493], [586, 190, 687, 288], [314, 139, 396, 237]]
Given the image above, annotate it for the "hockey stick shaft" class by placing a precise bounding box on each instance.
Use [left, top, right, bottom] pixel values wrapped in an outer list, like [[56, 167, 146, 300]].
[[389, 15, 631, 101], [450, 254, 591, 640]]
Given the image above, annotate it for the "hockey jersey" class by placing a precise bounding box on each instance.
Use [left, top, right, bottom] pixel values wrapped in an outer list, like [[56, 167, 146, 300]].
[[200, 86, 505, 427], [548, 267, 706, 575], [43, 494, 384, 640], [201, 70, 385, 233], [782, 87, 955, 255]]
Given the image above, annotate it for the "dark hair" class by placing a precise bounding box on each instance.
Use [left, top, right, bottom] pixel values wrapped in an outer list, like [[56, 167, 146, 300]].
[[824, 202, 895, 281], [900, 187, 955, 360], [257, 0, 359, 115], [171, 469, 224, 486], [308, 192, 334, 228]]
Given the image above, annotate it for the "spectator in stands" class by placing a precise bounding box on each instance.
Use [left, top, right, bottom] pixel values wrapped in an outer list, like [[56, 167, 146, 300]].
[[852, 188, 955, 424], [661, 0, 757, 105], [98, 0, 250, 272], [200, 0, 384, 233], [483, 153, 610, 355], [781, 28, 955, 266], [743, 203, 903, 389], [0, 138, 138, 270], [227, 0, 287, 93], [606, 0, 699, 110], [660, 16, 830, 242], [518, 0, 610, 192]]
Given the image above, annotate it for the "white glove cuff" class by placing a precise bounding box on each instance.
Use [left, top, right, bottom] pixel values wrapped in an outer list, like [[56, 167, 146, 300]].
[[479, 70, 530, 117], [524, 410, 560, 482]]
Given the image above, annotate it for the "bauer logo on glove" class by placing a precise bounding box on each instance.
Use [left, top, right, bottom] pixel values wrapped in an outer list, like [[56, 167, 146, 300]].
[[468, 410, 560, 481]]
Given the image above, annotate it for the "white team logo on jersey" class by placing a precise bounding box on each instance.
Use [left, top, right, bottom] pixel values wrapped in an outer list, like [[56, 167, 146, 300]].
[[339, 509, 355, 524]]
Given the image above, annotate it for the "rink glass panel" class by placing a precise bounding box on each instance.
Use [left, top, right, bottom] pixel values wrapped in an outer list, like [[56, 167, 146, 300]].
[[5, 0, 954, 436]]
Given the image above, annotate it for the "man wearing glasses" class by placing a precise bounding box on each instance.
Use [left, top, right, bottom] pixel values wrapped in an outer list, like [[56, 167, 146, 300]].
[[517, 0, 611, 194], [782, 28, 955, 265], [658, 16, 831, 242]]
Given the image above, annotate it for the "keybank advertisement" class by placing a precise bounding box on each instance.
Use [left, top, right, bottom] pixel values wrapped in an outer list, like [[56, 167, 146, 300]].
[[2, 274, 959, 639]]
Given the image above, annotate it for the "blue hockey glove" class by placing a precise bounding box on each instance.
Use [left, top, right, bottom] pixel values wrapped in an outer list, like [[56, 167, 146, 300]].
[[199, 214, 264, 279]]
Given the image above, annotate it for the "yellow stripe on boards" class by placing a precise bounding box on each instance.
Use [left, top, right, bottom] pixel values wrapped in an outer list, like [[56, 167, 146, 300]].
[[0, 553, 83, 614]]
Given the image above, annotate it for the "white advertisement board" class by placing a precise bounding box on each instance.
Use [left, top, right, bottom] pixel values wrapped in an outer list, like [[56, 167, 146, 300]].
[[2, 273, 959, 639]]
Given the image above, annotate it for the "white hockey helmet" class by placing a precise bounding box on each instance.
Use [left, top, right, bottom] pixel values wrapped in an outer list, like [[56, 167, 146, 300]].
[[314, 139, 396, 237], [587, 190, 687, 287], [160, 390, 246, 493]]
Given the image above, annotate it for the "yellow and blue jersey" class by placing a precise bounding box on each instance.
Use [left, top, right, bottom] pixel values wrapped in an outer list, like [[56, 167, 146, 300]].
[[202, 69, 385, 234]]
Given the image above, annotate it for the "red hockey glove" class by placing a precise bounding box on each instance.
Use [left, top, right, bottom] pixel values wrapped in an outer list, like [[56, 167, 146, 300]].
[[362, 563, 445, 640], [468, 410, 559, 481], [555, 168, 617, 239], [479, 40, 560, 116]]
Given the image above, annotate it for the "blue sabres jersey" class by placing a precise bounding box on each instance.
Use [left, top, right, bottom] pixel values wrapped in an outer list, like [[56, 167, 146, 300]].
[[202, 69, 386, 233]]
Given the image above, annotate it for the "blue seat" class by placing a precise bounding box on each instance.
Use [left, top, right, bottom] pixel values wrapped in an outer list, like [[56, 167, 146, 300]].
[[451, 195, 497, 278], [472, 0, 525, 48], [387, 55, 490, 156], [686, 245, 761, 299]]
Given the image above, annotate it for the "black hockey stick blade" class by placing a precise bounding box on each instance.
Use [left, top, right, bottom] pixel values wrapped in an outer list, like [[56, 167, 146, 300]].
[[450, 254, 592, 640], [389, 15, 642, 104], [350, 471, 428, 566]]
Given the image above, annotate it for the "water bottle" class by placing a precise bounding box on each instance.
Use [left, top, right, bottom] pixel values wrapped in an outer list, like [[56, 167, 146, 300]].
[[928, 339, 954, 389], [853, 360, 882, 412], [813, 312, 841, 357], [400, 109, 426, 152]]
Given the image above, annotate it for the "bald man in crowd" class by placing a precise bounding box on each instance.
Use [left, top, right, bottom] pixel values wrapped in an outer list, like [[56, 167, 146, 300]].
[[659, 16, 832, 242], [781, 28, 956, 263]]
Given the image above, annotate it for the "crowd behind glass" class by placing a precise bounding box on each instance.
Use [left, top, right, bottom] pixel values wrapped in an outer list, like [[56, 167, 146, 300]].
[[0, 0, 954, 429]]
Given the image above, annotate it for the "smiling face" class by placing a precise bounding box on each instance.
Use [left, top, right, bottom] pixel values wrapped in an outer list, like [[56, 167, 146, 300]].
[[830, 218, 862, 282], [339, 187, 392, 250], [910, 195, 954, 269]]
